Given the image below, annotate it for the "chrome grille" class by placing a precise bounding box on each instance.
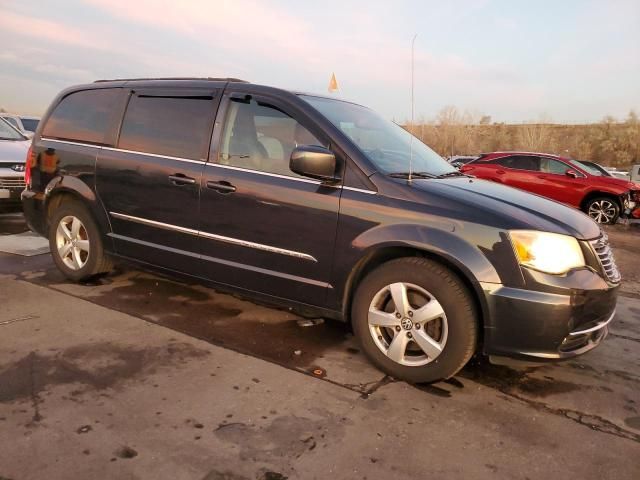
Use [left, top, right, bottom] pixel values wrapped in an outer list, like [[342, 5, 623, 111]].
[[0, 177, 26, 189], [590, 231, 621, 283]]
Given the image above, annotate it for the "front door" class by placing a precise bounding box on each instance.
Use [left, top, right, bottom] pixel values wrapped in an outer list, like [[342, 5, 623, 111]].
[[96, 88, 219, 272], [535, 156, 587, 206], [198, 92, 341, 306]]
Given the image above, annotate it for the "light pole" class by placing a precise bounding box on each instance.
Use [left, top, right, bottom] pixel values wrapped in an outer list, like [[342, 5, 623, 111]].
[[408, 33, 418, 183]]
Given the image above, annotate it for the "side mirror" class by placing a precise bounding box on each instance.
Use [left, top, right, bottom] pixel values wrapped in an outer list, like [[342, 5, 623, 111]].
[[290, 145, 339, 182], [565, 169, 578, 178]]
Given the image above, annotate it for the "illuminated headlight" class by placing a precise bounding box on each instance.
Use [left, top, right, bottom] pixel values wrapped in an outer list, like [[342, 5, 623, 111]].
[[11, 164, 25, 172], [509, 230, 585, 275]]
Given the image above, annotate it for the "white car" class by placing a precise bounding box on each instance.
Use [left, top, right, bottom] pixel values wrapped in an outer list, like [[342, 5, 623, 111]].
[[0, 117, 30, 210], [0, 113, 40, 138]]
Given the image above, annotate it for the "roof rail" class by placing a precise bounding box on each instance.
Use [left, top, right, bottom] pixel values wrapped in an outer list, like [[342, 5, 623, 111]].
[[93, 77, 248, 83]]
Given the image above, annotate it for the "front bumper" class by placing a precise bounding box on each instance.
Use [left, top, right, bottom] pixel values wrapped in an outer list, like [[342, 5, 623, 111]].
[[481, 270, 618, 362], [0, 174, 26, 208]]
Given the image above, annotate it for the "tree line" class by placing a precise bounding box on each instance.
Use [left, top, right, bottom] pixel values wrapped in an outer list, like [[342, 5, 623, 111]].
[[406, 107, 640, 169]]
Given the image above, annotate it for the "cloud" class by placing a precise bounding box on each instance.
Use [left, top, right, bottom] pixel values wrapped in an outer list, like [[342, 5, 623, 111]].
[[0, 10, 106, 50]]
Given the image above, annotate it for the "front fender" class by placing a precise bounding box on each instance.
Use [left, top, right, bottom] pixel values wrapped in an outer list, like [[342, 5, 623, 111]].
[[351, 223, 511, 286]]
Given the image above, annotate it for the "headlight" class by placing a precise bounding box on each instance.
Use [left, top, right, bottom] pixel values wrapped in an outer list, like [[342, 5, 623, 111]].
[[509, 230, 585, 274], [11, 164, 25, 172]]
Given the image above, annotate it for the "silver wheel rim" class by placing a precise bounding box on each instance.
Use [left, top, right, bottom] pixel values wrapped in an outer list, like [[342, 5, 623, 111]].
[[55, 215, 90, 270], [588, 200, 616, 224], [368, 282, 448, 367]]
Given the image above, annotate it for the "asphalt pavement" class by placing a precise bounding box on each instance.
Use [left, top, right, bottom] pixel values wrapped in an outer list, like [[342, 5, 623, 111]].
[[1, 212, 639, 480]]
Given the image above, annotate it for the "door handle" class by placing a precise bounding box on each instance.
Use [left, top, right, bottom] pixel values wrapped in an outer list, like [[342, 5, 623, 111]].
[[169, 174, 196, 186], [496, 169, 505, 174], [206, 180, 236, 194]]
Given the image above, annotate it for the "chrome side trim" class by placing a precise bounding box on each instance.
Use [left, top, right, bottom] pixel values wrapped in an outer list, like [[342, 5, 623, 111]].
[[206, 162, 322, 185], [197, 229, 317, 261], [40, 137, 378, 193], [110, 212, 198, 235], [208, 163, 377, 193], [41, 137, 102, 148], [569, 310, 615, 336], [101, 146, 205, 165], [109, 212, 317, 262], [40, 137, 206, 165], [108, 233, 330, 288], [343, 186, 377, 195]]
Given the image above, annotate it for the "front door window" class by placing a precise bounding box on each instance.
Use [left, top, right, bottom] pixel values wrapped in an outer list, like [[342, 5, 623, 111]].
[[219, 98, 323, 177]]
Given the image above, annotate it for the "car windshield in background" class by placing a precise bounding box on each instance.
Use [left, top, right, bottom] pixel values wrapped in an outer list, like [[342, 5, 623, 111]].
[[0, 118, 25, 141], [21, 118, 39, 131], [571, 159, 604, 176], [301, 95, 455, 177]]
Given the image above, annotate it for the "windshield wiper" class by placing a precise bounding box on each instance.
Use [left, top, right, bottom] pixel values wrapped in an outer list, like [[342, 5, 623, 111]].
[[388, 171, 437, 179], [435, 171, 468, 178]]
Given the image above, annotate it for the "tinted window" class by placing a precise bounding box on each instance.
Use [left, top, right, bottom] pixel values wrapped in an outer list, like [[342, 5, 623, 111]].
[[43, 89, 120, 144], [497, 155, 540, 171], [119, 94, 215, 160], [21, 119, 39, 131], [219, 98, 323, 176], [540, 157, 569, 174]]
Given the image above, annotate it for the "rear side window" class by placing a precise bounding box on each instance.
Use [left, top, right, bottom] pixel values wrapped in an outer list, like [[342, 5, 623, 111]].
[[118, 94, 215, 160], [43, 89, 120, 144], [497, 155, 540, 171]]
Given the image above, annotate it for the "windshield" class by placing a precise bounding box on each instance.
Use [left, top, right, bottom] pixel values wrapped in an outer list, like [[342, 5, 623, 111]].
[[570, 160, 606, 176], [301, 95, 455, 177], [0, 117, 26, 141], [21, 118, 39, 131]]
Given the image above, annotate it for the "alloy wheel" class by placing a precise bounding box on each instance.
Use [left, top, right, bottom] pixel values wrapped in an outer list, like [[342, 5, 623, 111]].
[[368, 282, 448, 366], [588, 200, 617, 224], [55, 215, 90, 270]]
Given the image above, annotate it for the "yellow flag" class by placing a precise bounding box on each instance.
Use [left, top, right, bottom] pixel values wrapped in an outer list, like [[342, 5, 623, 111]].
[[328, 72, 339, 93]]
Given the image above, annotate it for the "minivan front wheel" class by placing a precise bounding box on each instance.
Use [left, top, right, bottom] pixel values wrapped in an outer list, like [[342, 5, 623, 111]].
[[352, 257, 477, 383], [48, 200, 113, 281]]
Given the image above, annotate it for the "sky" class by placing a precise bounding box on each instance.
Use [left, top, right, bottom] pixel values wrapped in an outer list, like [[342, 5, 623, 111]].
[[1, 0, 639, 123]]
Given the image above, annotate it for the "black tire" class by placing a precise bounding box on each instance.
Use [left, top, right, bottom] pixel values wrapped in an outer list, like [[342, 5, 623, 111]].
[[585, 197, 620, 225], [352, 257, 478, 383], [48, 199, 113, 282]]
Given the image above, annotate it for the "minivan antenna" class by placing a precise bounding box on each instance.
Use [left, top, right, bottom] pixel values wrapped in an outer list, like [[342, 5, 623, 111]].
[[408, 33, 417, 184]]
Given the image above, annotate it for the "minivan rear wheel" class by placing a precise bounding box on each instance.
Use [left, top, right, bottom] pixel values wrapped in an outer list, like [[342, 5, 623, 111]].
[[48, 200, 113, 281], [352, 257, 477, 383]]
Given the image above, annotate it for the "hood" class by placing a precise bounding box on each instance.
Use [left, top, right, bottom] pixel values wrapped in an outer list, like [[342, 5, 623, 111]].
[[410, 177, 601, 240], [0, 139, 30, 163], [590, 174, 639, 190]]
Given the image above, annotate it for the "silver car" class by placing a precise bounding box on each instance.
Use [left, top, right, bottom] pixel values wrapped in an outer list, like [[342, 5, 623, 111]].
[[0, 114, 40, 138], [0, 118, 30, 210]]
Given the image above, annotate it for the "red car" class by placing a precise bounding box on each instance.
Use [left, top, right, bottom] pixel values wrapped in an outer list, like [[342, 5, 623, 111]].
[[461, 152, 640, 224]]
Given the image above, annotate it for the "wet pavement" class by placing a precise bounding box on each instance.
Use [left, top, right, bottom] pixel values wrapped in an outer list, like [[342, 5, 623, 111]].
[[1, 212, 639, 479]]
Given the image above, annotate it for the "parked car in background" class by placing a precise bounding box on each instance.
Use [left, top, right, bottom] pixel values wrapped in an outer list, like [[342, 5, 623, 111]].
[[0, 117, 30, 211], [461, 152, 640, 224], [576, 160, 613, 177], [577, 161, 631, 181], [0, 113, 40, 137], [447, 155, 478, 169], [609, 170, 631, 181], [22, 79, 620, 383]]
